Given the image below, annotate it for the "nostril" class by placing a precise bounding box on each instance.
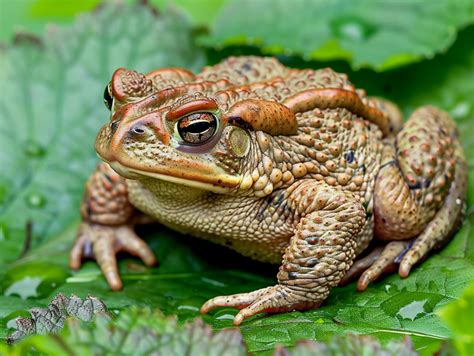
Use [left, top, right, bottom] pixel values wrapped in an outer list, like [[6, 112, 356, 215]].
[[131, 125, 146, 135]]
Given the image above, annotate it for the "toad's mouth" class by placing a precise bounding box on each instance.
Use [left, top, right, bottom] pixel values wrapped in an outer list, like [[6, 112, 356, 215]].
[[102, 159, 240, 194], [95, 122, 241, 193]]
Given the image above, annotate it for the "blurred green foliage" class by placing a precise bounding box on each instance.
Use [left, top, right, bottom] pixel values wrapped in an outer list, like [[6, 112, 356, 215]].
[[0, 0, 473, 354], [438, 282, 474, 356], [0, 0, 226, 42], [202, 0, 474, 70]]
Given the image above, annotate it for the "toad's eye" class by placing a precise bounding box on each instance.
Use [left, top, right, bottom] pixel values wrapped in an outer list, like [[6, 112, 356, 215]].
[[177, 112, 218, 145], [103, 84, 113, 110]]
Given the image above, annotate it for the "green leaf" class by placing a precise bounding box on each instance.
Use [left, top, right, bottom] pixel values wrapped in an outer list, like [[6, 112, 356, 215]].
[[1, 307, 246, 355], [202, 0, 474, 71], [438, 282, 474, 356], [0, 1, 205, 268]]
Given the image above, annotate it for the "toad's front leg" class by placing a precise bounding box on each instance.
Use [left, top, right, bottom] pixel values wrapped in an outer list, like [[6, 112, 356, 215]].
[[70, 163, 156, 290], [200, 180, 366, 325]]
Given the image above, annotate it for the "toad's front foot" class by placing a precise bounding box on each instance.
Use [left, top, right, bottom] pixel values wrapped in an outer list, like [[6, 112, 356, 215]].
[[70, 222, 156, 290], [200, 285, 321, 325], [72, 162, 157, 290]]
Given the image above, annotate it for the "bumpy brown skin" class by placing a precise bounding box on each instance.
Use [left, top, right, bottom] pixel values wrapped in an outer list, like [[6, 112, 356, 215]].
[[70, 56, 467, 325]]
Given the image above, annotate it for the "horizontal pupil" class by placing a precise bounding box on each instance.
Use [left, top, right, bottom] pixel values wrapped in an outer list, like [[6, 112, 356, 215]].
[[185, 121, 211, 134]]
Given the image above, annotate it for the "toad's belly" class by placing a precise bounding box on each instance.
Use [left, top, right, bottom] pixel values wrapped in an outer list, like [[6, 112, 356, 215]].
[[126, 179, 294, 263]]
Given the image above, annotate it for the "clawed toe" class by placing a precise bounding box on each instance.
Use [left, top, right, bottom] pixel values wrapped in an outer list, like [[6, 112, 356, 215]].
[[201, 286, 320, 326], [342, 241, 411, 291], [200, 287, 272, 315], [69, 222, 157, 291], [357, 241, 408, 291]]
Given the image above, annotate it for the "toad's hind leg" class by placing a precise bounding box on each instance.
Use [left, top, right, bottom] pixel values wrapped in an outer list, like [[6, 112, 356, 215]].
[[372, 106, 467, 279], [201, 181, 366, 325]]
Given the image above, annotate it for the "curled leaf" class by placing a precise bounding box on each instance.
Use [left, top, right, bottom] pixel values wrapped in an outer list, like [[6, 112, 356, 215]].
[[6, 293, 110, 344]]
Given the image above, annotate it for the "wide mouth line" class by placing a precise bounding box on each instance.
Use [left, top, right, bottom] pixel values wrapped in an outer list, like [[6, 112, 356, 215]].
[[107, 161, 239, 194]]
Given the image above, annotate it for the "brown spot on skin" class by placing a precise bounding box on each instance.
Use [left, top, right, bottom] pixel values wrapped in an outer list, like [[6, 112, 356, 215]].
[[337, 173, 351, 185], [292, 163, 307, 178], [316, 152, 328, 163], [329, 144, 342, 155]]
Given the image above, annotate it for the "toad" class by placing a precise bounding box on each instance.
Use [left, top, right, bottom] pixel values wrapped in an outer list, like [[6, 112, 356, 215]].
[[70, 56, 467, 325]]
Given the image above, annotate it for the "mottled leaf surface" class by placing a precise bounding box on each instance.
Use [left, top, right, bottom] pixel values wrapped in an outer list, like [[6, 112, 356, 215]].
[[202, 0, 474, 70]]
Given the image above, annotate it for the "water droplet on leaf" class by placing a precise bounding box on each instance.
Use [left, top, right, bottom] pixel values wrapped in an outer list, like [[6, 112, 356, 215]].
[[6, 318, 17, 329], [450, 101, 470, 119], [3, 262, 69, 298], [177, 305, 200, 312], [396, 299, 427, 320], [4, 276, 43, 300], [26, 193, 46, 208], [213, 308, 237, 321], [331, 17, 376, 41]]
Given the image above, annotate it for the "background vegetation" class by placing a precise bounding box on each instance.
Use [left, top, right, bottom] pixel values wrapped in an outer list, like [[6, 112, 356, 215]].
[[0, 0, 473, 354]]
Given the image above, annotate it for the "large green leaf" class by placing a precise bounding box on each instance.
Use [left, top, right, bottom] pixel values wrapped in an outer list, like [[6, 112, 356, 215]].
[[0, 1, 205, 267], [202, 0, 474, 71], [0, 2, 473, 355]]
